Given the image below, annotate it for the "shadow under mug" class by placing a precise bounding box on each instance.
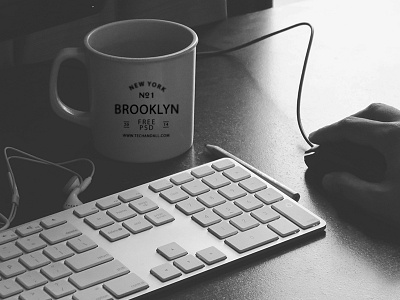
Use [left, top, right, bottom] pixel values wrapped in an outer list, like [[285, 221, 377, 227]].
[[50, 19, 198, 163]]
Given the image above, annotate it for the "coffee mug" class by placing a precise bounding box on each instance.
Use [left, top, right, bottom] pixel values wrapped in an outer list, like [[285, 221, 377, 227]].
[[50, 19, 198, 162]]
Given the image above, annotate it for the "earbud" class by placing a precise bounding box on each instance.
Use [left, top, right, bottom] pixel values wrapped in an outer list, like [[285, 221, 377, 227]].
[[63, 188, 83, 209], [63, 176, 92, 210], [63, 175, 81, 194], [2, 146, 95, 230]]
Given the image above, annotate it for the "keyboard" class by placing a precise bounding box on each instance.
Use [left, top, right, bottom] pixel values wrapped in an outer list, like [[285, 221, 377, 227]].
[[0, 158, 326, 300]]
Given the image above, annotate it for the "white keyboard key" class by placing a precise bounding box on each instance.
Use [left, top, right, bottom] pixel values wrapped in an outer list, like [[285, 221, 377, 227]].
[[0, 243, 23, 261], [72, 285, 113, 300], [19, 287, 51, 300], [173, 254, 205, 273], [73, 203, 99, 218], [0, 230, 18, 245], [44, 279, 76, 298], [234, 195, 263, 212], [145, 209, 175, 226], [40, 216, 67, 229], [149, 179, 173, 192], [176, 198, 205, 215], [41, 262, 72, 280], [170, 172, 194, 185], [100, 224, 130, 242], [225, 226, 279, 253], [150, 263, 182, 282], [16, 270, 48, 289], [103, 273, 149, 298], [65, 247, 113, 272], [123, 216, 153, 234], [19, 251, 51, 270], [0, 259, 26, 278], [213, 202, 243, 219], [202, 173, 231, 189], [67, 234, 97, 253], [196, 246, 227, 265], [191, 165, 215, 178], [268, 218, 300, 237], [160, 186, 189, 203], [223, 166, 251, 182], [40, 223, 81, 245], [197, 191, 226, 208], [238, 177, 267, 193], [118, 188, 143, 203], [68, 260, 129, 289], [191, 210, 221, 227], [255, 188, 283, 204], [181, 180, 210, 196], [16, 234, 47, 252], [0, 278, 23, 298], [230, 214, 260, 231], [96, 197, 121, 210], [16, 222, 43, 237], [84, 212, 114, 230], [250, 206, 280, 224], [272, 199, 320, 229], [157, 242, 187, 261], [218, 184, 247, 200], [43, 244, 74, 261], [208, 221, 238, 239], [211, 159, 235, 171], [107, 205, 137, 222], [129, 197, 159, 214]]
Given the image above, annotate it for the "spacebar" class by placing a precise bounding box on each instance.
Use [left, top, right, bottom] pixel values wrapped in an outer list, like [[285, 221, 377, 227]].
[[69, 260, 130, 289]]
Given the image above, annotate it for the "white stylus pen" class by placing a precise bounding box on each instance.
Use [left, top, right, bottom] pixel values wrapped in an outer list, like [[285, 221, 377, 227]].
[[205, 144, 300, 201]]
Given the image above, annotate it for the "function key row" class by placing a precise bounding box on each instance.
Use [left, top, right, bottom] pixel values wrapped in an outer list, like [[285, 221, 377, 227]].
[[149, 165, 274, 205], [149, 163, 244, 192]]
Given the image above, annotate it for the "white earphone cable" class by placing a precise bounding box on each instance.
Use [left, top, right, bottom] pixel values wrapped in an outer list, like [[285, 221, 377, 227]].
[[1, 147, 95, 231]]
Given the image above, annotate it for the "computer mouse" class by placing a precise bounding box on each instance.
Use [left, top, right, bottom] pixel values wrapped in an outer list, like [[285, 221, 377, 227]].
[[304, 141, 387, 183]]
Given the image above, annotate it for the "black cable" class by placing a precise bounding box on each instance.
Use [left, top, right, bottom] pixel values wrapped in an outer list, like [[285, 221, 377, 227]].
[[197, 22, 314, 148]]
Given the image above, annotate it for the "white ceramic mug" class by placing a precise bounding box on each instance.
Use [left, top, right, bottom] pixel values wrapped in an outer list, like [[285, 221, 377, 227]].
[[50, 19, 198, 162]]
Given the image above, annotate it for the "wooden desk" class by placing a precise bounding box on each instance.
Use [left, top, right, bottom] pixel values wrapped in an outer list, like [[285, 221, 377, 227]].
[[1, 0, 400, 298]]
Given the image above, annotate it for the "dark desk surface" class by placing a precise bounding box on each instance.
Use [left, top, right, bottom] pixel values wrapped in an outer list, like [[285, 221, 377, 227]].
[[2, 0, 400, 298]]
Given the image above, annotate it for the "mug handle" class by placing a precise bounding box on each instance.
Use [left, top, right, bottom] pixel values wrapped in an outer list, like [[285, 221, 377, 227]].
[[49, 48, 91, 128]]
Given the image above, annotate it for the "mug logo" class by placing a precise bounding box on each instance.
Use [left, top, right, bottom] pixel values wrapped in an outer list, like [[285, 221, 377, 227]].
[[114, 104, 179, 114], [114, 81, 179, 115], [116, 80, 180, 136], [128, 81, 167, 92]]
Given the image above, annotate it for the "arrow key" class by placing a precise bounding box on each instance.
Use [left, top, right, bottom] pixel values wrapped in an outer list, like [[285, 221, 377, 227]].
[[150, 263, 182, 282]]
